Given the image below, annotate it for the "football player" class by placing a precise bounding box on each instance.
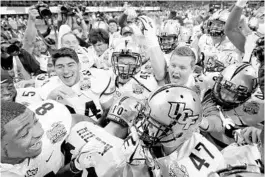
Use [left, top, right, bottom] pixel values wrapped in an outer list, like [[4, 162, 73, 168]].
[[39, 47, 115, 122], [64, 96, 145, 177], [1, 70, 42, 106], [197, 9, 242, 73], [0, 100, 95, 177], [111, 37, 159, 101], [200, 63, 264, 150], [133, 84, 226, 177], [225, 0, 264, 76], [157, 19, 180, 64], [59, 31, 95, 71]]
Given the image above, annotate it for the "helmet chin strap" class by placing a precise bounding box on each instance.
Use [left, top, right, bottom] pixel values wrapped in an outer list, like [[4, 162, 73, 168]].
[[160, 133, 185, 156]]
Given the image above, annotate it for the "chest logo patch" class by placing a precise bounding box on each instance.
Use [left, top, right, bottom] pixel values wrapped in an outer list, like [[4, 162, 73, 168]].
[[46, 121, 67, 144]]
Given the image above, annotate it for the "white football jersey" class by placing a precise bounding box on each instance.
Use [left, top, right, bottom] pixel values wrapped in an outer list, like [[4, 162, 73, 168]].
[[39, 68, 114, 121], [221, 143, 262, 169], [35, 73, 54, 88], [113, 70, 159, 101], [0, 100, 72, 177], [225, 87, 264, 126], [65, 121, 125, 177], [199, 35, 242, 72], [15, 87, 43, 107], [156, 133, 226, 177]]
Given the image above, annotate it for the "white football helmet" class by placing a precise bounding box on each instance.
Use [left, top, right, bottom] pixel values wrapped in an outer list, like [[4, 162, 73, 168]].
[[134, 15, 156, 35], [208, 9, 230, 37], [111, 38, 142, 80], [136, 84, 202, 148], [158, 20, 180, 54], [107, 96, 144, 127], [213, 63, 258, 110]]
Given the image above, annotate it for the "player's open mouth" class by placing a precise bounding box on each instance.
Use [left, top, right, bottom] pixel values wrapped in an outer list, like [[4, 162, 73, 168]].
[[29, 140, 42, 150], [63, 74, 74, 80], [172, 74, 180, 80]]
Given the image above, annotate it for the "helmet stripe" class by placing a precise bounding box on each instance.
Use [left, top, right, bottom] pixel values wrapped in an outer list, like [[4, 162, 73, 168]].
[[230, 63, 250, 80]]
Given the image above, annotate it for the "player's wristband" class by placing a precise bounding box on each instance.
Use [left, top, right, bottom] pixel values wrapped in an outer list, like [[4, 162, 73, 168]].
[[107, 114, 128, 128], [70, 158, 81, 174]]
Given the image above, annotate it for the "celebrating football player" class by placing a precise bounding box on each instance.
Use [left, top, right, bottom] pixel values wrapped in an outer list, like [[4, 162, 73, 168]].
[[133, 84, 226, 177], [39, 47, 115, 122], [1, 100, 96, 177]]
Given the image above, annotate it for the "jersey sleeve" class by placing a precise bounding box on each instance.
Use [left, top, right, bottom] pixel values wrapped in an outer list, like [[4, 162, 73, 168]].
[[16, 87, 43, 107]]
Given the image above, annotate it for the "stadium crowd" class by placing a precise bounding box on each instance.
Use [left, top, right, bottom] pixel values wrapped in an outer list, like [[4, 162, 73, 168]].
[[0, 0, 264, 177]]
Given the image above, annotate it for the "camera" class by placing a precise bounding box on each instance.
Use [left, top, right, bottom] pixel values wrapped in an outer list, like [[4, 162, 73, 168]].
[[35, 2, 52, 18], [61, 4, 86, 16], [1, 40, 21, 55]]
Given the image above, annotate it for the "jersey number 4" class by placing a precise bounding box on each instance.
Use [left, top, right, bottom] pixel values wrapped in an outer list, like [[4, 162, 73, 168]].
[[189, 142, 214, 171], [85, 101, 101, 119]]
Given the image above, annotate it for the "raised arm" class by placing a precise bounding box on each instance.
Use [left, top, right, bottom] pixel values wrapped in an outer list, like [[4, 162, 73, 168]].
[[224, 0, 248, 53], [22, 6, 38, 54]]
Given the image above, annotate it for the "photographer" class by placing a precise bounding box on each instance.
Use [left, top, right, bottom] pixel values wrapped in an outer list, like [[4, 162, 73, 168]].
[[1, 39, 42, 81]]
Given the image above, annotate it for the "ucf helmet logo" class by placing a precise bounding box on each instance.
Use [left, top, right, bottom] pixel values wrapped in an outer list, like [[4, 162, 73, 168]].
[[168, 102, 199, 130]]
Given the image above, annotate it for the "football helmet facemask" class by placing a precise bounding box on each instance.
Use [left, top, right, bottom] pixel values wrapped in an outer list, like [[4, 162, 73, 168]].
[[136, 84, 202, 148], [213, 63, 258, 110], [158, 20, 180, 54], [208, 9, 229, 37], [111, 38, 142, 80]]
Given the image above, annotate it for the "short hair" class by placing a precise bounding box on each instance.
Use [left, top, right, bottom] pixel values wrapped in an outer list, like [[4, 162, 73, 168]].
[[1, 101, 27, 139], [108, 19, 117, 25], [88, 28, 109, 45], [171, 46, 196, 66], [52, 47, 79, 65]]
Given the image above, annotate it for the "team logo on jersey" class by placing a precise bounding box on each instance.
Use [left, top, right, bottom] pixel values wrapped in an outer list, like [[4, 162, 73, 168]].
[[243, 101, 260, 115], [46, 121, 67, 144], [132, 83, 144, 94], [169, 162, 189, 177], [80, 77, 91, 91], [168, 102, 199, 130], [25, 167, 38, 177]]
